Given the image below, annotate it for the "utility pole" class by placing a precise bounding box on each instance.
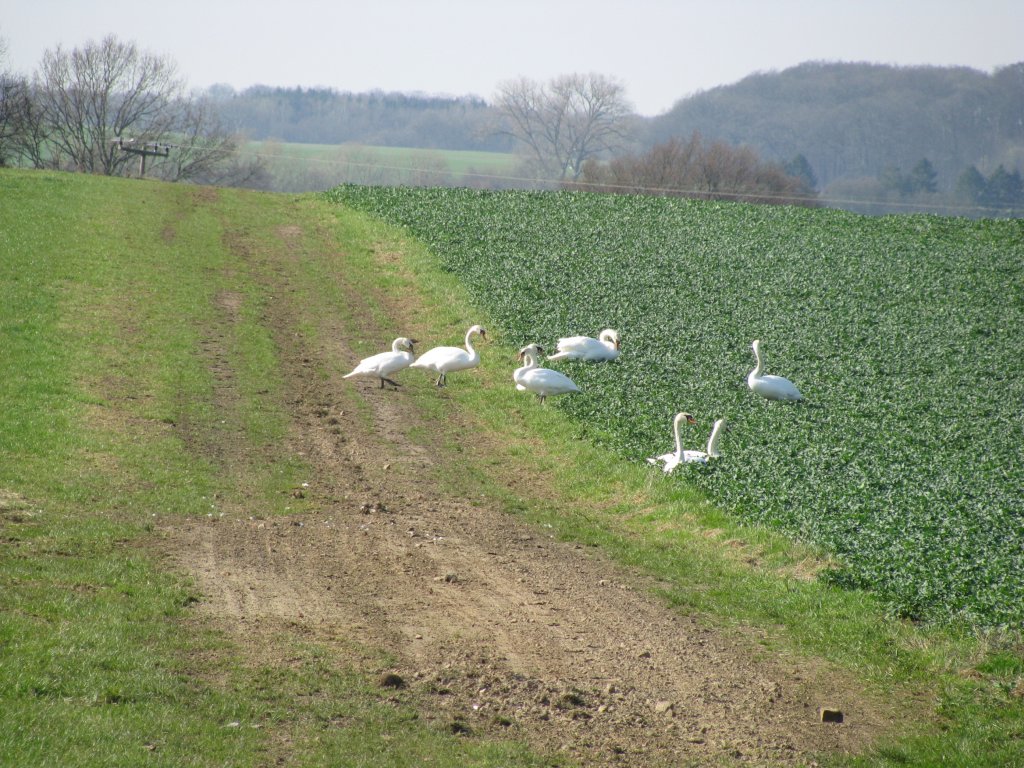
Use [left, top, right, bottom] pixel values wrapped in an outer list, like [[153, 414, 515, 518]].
[[113, 137, 171, 177]]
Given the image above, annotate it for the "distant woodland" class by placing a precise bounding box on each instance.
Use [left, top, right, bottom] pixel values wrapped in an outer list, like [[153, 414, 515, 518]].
[[208, 85, 513, 152], [644, 61, 1024, 215], [207, 62, 1024, 216], [3, 36, 1021, 216]]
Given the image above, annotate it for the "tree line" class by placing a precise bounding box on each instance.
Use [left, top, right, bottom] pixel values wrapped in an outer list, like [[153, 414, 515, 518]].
[[3, 32, 1020, 216], [208, 84, 512, 152]]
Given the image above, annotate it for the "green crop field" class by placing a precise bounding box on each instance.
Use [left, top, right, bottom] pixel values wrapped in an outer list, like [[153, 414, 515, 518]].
[[325, 185, 1024, 628]]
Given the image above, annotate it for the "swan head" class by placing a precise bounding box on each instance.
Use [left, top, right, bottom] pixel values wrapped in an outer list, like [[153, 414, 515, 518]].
[[601, 329, 621, 349], [752, 339, 762, 354], [468, 324, 487, 340], [399, 337, 417, 353], [517, 343, 544, 361], [674, 412, 698, 427]]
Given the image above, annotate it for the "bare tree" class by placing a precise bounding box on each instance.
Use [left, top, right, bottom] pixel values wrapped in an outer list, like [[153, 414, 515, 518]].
[[151, 95, 266, 186], [575, 133, 818, 206], [35, 35, 183, 175], [494, 73, 633, 181], [0, 32, 32, 166], [0, 72, 33, 166]]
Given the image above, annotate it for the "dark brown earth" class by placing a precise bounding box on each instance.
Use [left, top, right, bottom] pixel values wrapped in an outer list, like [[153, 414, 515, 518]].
[[158, 212, 895, 766]]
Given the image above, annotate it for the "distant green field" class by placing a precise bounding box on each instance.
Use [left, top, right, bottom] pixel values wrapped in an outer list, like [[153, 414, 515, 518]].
[[244, 141, 519, 191], [325, 185, 1024, 628]]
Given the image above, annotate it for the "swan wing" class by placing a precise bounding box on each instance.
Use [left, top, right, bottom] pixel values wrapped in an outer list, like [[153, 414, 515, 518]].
[[550, 336, 598, 357], [749, 373, 803, 401], [520, 368, 580, 396], [647, 451, 681, 473], [681, 450, 709, 464], [346, 354, 405, 380], [377, 351, 414, 377], [411, 346, 468, 371], [550, 336, 618, 361]]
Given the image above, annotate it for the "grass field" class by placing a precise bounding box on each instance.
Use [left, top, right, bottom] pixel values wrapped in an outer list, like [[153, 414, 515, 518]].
[[2, 168, 1023, 766], [243, 140, 520, 191], [0, 170, 549, 767], [324, 185, 1024, 629]]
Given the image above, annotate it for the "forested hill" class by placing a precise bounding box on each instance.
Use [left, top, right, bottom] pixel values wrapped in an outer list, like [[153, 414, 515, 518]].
[[208, 85, 512, 152], [644, 61, 1024, 197], [206, 64, 1023, 214]]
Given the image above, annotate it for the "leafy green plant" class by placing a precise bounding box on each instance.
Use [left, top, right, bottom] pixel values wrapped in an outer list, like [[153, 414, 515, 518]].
[[325, 185, 1024, 628]]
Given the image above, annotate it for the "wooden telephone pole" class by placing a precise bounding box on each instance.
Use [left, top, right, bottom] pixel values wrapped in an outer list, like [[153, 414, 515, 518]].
[[114, 137, 171, 177]]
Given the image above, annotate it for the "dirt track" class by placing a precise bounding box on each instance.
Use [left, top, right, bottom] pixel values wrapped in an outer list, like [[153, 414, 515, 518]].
[[160, 214, 891, 766]]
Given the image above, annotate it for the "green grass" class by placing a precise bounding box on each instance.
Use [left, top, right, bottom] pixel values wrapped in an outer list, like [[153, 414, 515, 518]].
[[0, 170, 552, 767], [244, 140, 519, 191], [323, 185, 1024, 629]]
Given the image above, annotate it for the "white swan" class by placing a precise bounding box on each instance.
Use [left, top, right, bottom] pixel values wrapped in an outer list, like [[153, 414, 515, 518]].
[[547, 329, 620, 362], [513, 343, 580, 404], [342, 337, 416, 389], [647, 413, 726, 472], [411, 324, 486, 386], [747, 339, 803, 401]]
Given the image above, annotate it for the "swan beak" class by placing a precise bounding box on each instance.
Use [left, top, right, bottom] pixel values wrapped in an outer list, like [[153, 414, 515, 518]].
[[685, 414, 698, 425]]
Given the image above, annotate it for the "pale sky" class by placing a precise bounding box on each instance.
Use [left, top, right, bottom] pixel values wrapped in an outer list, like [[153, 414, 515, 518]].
[[2, 0, 1021, 116]]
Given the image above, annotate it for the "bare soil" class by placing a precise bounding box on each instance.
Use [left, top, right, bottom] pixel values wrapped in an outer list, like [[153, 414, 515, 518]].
[[159, 211, 894, 766]]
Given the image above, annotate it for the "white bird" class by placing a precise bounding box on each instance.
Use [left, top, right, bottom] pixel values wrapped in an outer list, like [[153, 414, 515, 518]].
[[547, 329, 620, 362], [647, 413, 726, 472], [342, 337, 416, 389], [747, 339, 803, 401], [411, 324, 486, 386], [513, 343, 580, 404]]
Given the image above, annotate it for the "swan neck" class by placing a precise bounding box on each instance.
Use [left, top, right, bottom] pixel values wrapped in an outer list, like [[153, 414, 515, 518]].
[[514, 353, 538, 383], [752, 343, 764, 378], [464, 328, 477, 354], [672, 415, 684, 456], [707, 421, 724, 457]]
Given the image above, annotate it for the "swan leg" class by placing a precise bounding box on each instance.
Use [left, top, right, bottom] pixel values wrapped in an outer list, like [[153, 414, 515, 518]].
[[435, 373, 446, 387], [381, 377, 401, 389]]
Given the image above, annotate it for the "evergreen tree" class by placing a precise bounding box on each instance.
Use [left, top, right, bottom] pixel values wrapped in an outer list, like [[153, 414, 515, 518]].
[[909, 158, 938, 193], [783, 154, 818, 191], [984, 165, 1023, 209], [955, 165, 987, 206]]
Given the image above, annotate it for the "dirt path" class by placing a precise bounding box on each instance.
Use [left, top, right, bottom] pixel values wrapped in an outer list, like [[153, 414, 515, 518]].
[[160, 207, 891, 766]]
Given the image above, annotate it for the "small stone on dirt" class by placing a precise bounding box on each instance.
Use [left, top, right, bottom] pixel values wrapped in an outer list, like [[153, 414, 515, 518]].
[[654, 700, 675, 716]]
